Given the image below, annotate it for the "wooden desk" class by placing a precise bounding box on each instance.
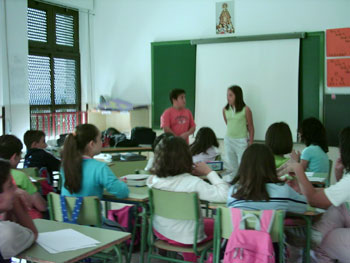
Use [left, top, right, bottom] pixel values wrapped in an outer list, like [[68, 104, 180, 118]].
[[101, 146, 152, 154], [18, 219, 131, 263], [109, 160, 149, 178], [103, 186, 149, 203]]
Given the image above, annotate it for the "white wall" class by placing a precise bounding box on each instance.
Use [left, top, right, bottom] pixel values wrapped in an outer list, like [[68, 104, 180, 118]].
[[92, 0, 350, 106], [0, 0, 30, 138]]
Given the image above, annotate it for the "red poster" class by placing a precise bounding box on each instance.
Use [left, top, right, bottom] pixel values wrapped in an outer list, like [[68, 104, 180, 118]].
[[327, 58, 350, 87], [326, 28, 350, 57]]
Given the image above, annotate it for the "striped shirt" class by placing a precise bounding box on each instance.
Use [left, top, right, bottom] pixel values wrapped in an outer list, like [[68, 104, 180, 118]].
[[227, 183, 307, 214]]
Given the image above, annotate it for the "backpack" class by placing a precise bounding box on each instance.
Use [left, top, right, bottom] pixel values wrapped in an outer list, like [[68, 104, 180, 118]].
[[107, 205, 141, 247], [223, 208, 275, 263], [130, 127, 156, 145]]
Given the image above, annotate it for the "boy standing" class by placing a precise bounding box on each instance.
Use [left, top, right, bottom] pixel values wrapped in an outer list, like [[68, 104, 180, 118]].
[[23, 130, 61, 185], [160, 89, 196, 143], [0, 159, 37, 261]]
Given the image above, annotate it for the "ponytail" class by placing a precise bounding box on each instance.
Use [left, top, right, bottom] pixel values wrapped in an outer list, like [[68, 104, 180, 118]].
[[62, 124, 99, 194]]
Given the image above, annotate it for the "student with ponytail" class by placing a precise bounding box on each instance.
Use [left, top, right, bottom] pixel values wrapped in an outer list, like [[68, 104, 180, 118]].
[[61, 124, 129, 199]]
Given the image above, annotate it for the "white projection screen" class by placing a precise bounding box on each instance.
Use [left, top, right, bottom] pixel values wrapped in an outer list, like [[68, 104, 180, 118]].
[[195, 39, 300, 141]]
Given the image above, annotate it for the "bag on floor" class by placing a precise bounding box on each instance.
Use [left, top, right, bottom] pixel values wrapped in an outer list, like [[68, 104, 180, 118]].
[[107, 205, 141, 247], [223, 208, 275, 263]]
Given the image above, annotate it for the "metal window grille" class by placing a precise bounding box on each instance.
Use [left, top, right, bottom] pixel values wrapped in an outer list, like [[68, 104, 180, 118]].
[[28, 0, 81, 137]]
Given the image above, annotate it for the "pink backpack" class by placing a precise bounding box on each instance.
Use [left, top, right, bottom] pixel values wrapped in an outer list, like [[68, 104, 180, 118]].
[[223, 208, 276, 263]]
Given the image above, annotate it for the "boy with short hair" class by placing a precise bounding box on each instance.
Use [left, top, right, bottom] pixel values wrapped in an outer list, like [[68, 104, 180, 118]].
[[0, 159, 37, 261], [23, 130, 61, 185], [0, 135, 46, 218], [160, 89, 196, 143]]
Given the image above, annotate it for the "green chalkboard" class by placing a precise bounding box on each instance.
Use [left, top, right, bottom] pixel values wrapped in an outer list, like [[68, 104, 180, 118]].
[[151, 41, 196, 129], [299, 32, 324, 122], [324, 95, 350, 146]]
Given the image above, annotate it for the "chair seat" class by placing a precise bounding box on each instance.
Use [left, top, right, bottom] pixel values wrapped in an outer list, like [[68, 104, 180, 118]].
[[154, 239, 213, 253]]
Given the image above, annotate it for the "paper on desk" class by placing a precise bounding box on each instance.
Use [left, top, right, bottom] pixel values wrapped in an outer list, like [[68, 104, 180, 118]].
[[36, 229, 100, 253], [305, 172, 315, 177], [308, 177, 326, 182]]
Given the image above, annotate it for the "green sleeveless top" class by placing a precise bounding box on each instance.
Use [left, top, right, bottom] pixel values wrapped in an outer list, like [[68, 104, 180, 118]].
[[225, 106, 247, 139], [274, 155, 290, 168]]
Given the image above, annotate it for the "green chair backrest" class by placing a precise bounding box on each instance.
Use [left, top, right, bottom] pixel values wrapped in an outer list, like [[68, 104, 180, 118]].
[[48, 192, 102, 227], [148, 188, 200, 220], [218, 207, 284, 242]]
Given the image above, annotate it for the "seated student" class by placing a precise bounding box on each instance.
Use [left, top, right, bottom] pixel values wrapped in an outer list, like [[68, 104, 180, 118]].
[[0, 135, 46, 219], [147, 136, 229, 262], [279, 127, 350, 263], [144, 132, 173, 171], [265, 122, 294, 168], [0, 159, 37, 262], [61, 124, 129, 199], [293, 117, 329, 173], [23, 130, 61, 187], [190, 127, 220, 163], [227, 143, 307, 213]]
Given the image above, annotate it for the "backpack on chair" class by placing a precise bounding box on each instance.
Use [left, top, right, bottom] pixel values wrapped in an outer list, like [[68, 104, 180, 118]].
[[223, 208, 276, 263]]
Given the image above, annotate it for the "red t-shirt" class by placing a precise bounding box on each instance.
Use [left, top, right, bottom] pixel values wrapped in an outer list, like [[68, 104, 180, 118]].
[[160, 107, 196, 143]]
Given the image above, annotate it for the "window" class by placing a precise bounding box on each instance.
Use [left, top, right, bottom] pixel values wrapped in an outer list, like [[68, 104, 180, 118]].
[[27, 0, 81, 134]]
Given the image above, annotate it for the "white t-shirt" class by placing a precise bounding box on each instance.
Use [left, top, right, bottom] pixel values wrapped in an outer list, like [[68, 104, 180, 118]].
[[324, 172, 350, 207], [0, 221, 35, 259], [192, 146, 220, 163], [146, 171, 228, 244]]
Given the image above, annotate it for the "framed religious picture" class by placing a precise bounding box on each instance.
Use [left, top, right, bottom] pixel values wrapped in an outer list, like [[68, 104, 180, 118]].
[[216, 1, 234, 34]]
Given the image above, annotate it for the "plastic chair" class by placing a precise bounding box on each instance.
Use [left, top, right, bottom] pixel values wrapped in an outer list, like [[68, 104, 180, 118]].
[[48, 192, 102, 227], [47, 192, 126, 262], [147, 188, 213, 263], [213, 207, 285, 263]]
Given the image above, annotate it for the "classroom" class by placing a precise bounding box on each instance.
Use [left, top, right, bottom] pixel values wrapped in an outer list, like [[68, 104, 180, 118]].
[[1, 0, 350, 263]]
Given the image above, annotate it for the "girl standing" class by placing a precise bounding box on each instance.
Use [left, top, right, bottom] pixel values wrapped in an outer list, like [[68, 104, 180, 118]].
[[223, 85, 254, 181], [61, 124, 129, 199]]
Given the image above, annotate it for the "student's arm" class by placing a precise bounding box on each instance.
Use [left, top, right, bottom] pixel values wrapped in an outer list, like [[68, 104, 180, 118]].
[[100, 165, 129, 198], [30, 192, 47, 212], [334, 157, 344, 182], [5, 196, 38, 240], [45, 151, 61, 171], [180, 126, 195, 140], [245, 106, 254, 145], [160, 109, 175, 135], [290, 150, 301, 162], [284, 163, 332, 209], [222, 107, 227, 125], [163, 126, 175, 135], [192, 162, 229, 202], [14, 188, 32, 209], [300, 159, 309, 171]]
